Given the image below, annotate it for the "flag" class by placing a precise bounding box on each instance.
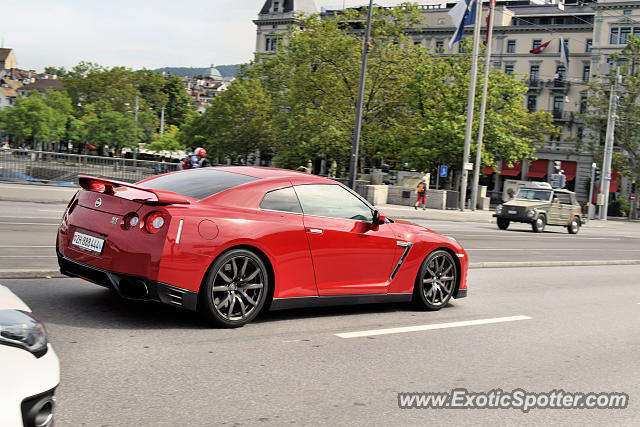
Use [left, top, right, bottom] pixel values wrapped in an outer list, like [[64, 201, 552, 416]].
[[448, 0, 476, 50], [484, 0, 495, 46], [560, 37, 569, 66], [529, 40, 550, 54]]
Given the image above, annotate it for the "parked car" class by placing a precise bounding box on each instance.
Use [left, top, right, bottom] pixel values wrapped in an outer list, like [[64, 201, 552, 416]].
[[493, 182, 583, 233], [56, 167, 468, 328], [0, 285, 59, 427]]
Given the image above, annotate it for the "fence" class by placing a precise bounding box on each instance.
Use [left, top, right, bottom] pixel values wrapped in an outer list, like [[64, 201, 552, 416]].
[[0, 149, 182, 185]]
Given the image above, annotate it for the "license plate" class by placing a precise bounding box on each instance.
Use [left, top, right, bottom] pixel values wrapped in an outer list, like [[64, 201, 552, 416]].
[[72, 232, 105, 254], [508, 210, 517, 215]]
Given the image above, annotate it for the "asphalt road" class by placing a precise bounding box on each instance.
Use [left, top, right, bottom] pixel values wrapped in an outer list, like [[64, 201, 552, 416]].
[[1, 200, 639, 274], [3, 265, 639, 426]]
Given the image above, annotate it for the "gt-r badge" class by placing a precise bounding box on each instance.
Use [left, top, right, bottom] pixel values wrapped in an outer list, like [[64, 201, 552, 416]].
[[111, 217, 119, 224], [95, 198, 102, 208]]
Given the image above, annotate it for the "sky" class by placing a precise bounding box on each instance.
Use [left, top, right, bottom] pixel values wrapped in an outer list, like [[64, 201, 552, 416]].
[[1, 0, 441, 73]]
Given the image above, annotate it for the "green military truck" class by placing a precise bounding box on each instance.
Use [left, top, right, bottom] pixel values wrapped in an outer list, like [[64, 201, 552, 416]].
[[493, 182, 583, 234]]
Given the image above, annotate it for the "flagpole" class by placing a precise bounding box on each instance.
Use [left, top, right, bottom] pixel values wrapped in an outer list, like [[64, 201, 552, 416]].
[[470, 0, 495, 211], [459, 0, 483, 211]]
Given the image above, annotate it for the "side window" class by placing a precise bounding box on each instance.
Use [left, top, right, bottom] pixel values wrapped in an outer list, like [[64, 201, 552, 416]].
[[555, 193, 571, 204], [260, 187, 302, 213], [294, 184, 373, 222]]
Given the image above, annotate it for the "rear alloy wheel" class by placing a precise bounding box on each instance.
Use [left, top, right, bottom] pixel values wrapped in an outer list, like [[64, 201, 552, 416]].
[[568, 217, 580, 234], [412, 250, 457, 311], [531, 215, 546, 233], [497, 218, 510, 230], [200, 249, 268, 328]]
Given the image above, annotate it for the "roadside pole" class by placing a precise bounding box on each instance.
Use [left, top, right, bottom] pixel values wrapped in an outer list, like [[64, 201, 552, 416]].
[[348, 0, 374, 190], [471, 0, 495, 211], [459, 0, 483, 211], [133, 95, 139, 168], [587, 162, 596, 221], [599, 66, 620, 220]]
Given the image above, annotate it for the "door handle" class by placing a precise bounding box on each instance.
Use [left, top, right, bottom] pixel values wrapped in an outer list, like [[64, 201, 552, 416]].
[[307, 228, 323, 234]]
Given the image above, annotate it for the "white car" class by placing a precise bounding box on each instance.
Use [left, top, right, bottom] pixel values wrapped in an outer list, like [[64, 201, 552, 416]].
[[0, 285, 60, 427]]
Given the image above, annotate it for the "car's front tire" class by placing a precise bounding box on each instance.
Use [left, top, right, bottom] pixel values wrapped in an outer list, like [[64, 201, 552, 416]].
[[200, 249, 269, 328], [497, 218, 510, 230], [568, 217, 580, 234], [412, 250, 457, 311], [531, 215, 546, 233]]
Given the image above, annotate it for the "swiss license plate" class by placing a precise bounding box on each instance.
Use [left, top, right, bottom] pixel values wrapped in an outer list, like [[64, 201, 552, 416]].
[[72, 232, 105, 254], [508, 210, 517, 215]]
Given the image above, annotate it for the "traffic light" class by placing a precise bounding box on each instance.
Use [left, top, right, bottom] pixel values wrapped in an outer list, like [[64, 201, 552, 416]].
[[594, 167, 601, 183], [633, 179, 637, 194]]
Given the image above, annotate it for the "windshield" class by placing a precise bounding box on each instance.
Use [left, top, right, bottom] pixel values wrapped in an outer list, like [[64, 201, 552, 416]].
[[139, 169, 258, 199], [515, 189, 552, 202]]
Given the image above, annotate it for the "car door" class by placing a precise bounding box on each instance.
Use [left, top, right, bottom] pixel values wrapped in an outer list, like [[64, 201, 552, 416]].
[[556, 192, 573, 224], [548, 192, 563, 225], [292, 182, 398, 296]]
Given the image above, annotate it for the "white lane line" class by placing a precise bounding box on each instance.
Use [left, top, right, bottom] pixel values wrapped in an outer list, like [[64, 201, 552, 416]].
[[0, 256, 57, 258], [0, 222, 59, 226], [0, 216, 61, 219], [455, 235, 619, 240], [335, 315, 532, 339], [466, 248, 640, 251], [0, 245, 55, 248]]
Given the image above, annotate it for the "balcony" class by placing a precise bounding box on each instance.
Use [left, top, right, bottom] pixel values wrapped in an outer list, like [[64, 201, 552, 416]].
[[547, 110, 572, 121], [524, 77, 543, 91], [546, 79, 571, 93]]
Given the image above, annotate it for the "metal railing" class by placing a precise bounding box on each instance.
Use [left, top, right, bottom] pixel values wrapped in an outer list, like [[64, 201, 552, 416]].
[[0, 149, 181, 185]]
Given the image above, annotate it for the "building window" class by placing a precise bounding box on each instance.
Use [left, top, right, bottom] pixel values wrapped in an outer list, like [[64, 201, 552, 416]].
[[273, 2, 279, 12], [558, 39, 568, 52], [435, 40, 444, 53], [586, 39, 592, 52], [438, 18, 445, 25], [265, 37, 279, 52], [608, 27, 636, 44], [504, 64, 514, 76], [620, 27, 631, 44], [583, 64, 590, 82], [555, 65, 566, 81], [610, 28, 619, 44], [507, 40, 516, 53], [527, 95, 537, 112], [532, 39, 541, 50], [529, 64, 540, 81], [580, 94, 588, 114], [624, 9, 632, 15], [553, 95, 564, 118]]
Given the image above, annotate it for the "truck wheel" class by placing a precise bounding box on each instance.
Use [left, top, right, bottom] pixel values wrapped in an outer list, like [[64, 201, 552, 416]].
[[497, 218, 510, 230], [531, 215, 546, 233], [568, 217, 580, 234]]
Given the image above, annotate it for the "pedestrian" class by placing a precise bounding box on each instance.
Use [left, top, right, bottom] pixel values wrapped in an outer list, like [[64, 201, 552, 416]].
[[414, 177, 427, 210], [194, 147, 211, 168]]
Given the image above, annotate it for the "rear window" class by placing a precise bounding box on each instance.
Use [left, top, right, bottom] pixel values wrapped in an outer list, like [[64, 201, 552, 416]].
[[139, 169, 258, 199]]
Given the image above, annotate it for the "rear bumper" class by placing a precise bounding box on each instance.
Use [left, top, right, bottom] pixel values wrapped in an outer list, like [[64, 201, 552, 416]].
[[57, 251, 198, 311]]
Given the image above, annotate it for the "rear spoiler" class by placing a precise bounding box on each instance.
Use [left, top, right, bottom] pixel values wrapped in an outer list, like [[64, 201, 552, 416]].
[[77, 175, 191, 205]]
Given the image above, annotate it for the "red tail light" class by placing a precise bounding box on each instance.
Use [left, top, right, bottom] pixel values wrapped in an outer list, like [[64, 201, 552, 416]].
[[144, 212, 166, 234], [122, 213, 140, 230]]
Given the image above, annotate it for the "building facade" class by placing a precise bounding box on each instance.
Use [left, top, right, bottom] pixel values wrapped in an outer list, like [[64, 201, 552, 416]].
[[254, 0, 637, 203]]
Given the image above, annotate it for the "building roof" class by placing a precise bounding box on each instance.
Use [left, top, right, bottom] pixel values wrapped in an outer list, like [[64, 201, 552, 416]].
[[18, 78, 64, 92], [259, 0, 317, 15], [0, 86, 18, 97], [0, 79, 21, 89], [0, 48, 13, 62]]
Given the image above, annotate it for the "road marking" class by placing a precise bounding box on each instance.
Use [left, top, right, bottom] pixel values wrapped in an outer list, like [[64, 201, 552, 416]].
[[0, 256, 57, 258], [0, 245, 55, 248], [466, 248, 640, 251], [334, 315, 532, 339], [0, 222, 59, 226], [0, 216, 61, 219]]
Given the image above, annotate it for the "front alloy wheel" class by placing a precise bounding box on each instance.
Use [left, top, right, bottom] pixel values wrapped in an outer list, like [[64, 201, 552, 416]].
[[568, 217, 580, 234], [413, 250, 457, 310], [532, 215, 546, 233], [200, 249, 268, 328]]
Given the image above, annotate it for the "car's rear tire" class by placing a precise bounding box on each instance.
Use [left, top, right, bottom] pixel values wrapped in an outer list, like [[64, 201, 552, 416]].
[[199, 249, 269, 328], [568, 217, 580, 234], [497, 218, 510, 230], [531, 215, 546, 233], [412, 250, 457, 311]]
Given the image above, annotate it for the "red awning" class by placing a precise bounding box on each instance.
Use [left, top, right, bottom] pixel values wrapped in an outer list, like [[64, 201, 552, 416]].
[[610, 171, 621, 193], [561, 161, 577, 181], [500, 160, 522, 176], [482, 165, 494, 175], [85, 143, 97, 150], [526, 159, 548, 178]]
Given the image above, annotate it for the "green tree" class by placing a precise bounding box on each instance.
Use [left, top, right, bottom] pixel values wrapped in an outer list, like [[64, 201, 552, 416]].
[[576, 35, 640, 179], [85, 111, 139, 153], [0, 90, 72, 148], [43, 66, 67, 77], [163, 75, 193, 127], [146, 125, 185, 153]]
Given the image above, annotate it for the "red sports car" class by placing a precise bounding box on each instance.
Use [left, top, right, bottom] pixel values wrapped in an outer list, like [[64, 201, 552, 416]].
[[56, 167, 468, 327]]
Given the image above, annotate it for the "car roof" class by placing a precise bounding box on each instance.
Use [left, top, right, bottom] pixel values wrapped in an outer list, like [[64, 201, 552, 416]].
[[182, 166, 338, 183]]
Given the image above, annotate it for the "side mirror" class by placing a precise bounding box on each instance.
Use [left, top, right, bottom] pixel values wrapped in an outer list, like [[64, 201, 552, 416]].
[[372, 210, 386, 225]]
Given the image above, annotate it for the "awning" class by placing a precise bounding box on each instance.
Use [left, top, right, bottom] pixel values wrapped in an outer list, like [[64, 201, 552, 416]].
[[86, 143, 97, 150], [561, 161, 577, 181], [500, 160, 522, 176], [526, 159, 548, 178], [482, 165, 494, 175]]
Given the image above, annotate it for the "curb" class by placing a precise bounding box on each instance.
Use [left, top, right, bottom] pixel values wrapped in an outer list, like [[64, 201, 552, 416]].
[[469, 259, 640, 269], [2, 260, 639, 279], [0, 270, 65, 279]]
